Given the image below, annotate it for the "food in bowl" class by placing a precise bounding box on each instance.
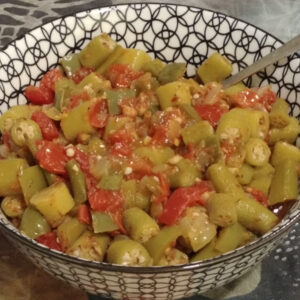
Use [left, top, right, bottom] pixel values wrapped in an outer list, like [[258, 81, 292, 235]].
[[0, 33, 299, 267]]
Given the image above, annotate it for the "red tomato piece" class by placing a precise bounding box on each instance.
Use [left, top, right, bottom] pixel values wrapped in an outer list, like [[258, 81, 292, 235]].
[[154, 173, 170, 203], [66, 91, 90, 111], [106, 64, 143, 88], [126, 158, 154, 180], [24, 86, 54, 105], [194, 103, 228, 128], [72, 67, 94, 84], [78, 204, 91, 225], [35, 141, 68, 175], [259, 89, 277, 111], [40, 69, 63, 91], [88, 99, 108, 128], [2, 131, 11, 151], [245, 187, 268, 207], [231, 89, 260, 109], [159, 181, 212, 226], [36, 231, 62, 251], [108, 128, 133, 157], [31, 111, 59, 140]]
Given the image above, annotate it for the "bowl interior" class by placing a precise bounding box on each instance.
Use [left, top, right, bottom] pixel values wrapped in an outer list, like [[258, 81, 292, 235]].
[[0, 3, 299, 273]]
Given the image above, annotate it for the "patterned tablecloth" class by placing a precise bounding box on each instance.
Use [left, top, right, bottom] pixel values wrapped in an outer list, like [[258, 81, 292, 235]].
[[0, 1, 299, 300]]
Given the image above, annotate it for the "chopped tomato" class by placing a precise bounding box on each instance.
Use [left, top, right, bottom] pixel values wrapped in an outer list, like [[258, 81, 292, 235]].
[[259, 89, 277, 111], [150, 126, 167, 145], [35, 141, 68, 175], [159, 181, 212, 226], [108, 128, 133, 157], [106, 64, 143, 88], [194, 103, 228, 128], [66, 91, 90, 111], [72, 67, 94, 84], [40, 69, 64, 91], [78, 204, 91, 225], [36, 231, 62, 251], [231, 89, 260, 109], [126, 158, 153, 180], [88, 99, 108, 128], [24, 86, 54, 105], [31, 111, 59, 140], [245, 187, 268, 207], [184, 143, 197, 160]]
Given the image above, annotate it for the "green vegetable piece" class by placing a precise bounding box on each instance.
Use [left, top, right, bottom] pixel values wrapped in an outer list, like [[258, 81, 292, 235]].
[[123, 207, 160, 244], [19, 165, 48, 205], [179, 206, 217, 252], [91, 211, 118, 233], [134, 146, 174, 165], [236, 164, 254, 185], [115, 48, 152, 71], [96, 45, 124, 75], [141, 58, 165, 77], [77, 72, 107, 94], [104, 116, 131, 140], [224, 82, 247, 96], [268, 160, 298, 205], [236, 196, 278, 235], [60, 53, 81, 78], [107, 239, 152, 266], [197, 52, 233, 83], [67, 231, 110, 261], [54, 78, 76, 112], [20, 207, 50, 239], [145, 225, 182, 265], [43, 170, 59, 186], [57, 216, 87, 251], [245, 138, 271, 167], [98, 173, 123, 191], [158, 63, 186, 84], [30, 182, 75, 227], [105, 89, 136, 115], [215, 222, 253, 253], [181, 120, 214, 145], [10, 119, 42, 147], [157, 248, 188, 266], [79, 33, 117, 69], [180, 104, 202, 121], [206, 162, 245, 197], [61, 100, 96, 141], [271, 98, 290, 114], [0, 105, 32, 133], [271, 141, 300, 166], [121, 180, 137, 209], [170, 158, 201, 188], [1, 195, 24, 218], [66, 159, 87, 204], [156, 81, 191, 110], [208, 193, 237, 227], [190, 237, 221, 262], [0, 158, 28, 197], [87, 136, 106, 155]]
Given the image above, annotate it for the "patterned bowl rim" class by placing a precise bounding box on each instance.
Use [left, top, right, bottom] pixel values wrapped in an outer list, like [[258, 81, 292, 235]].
[[0, 2, 300, 274]]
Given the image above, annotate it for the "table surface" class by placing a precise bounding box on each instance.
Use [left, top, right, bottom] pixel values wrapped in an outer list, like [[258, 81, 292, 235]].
[[0, 1, 299, 300]]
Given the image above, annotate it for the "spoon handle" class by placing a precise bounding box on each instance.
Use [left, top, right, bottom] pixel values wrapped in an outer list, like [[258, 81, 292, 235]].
[[221, 34, 300, 89]]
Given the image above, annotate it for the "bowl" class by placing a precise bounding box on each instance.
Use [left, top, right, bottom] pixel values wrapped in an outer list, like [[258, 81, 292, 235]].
[[0, 3, 299, 300]]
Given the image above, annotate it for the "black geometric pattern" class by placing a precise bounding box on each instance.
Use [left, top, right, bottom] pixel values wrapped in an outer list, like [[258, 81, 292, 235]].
[[0, 3, 300, 300]]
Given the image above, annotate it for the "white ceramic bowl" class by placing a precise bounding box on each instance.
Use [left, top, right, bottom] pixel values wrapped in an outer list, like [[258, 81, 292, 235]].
[[0, 3, 299, 300]]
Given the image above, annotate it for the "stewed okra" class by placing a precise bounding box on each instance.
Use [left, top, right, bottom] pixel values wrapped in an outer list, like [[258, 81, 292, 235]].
[[0, 33, 299, 266]]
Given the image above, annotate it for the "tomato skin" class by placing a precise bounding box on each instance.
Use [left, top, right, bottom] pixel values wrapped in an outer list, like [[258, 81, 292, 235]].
[[40, 69, 63, 91], [35, 141, 68, 175], [78, 204, 91, 225], [36, 231, 62, 251], [25, 86, 54, 105], [88, 99, 108, 128], [31, 111, 59, 140], [106, 64, 143, 88], [72, 67, 94, 84], [159, 181, 212, 226], [195, 103, 228, 128], [231, 89, 260, 109]]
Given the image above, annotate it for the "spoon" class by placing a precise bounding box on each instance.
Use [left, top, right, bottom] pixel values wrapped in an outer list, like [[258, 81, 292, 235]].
[[221, 34, 300, 89]]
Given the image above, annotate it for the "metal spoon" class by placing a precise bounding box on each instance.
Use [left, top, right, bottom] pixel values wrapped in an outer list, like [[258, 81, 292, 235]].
[[221, 34, 300, 89]]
